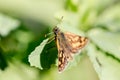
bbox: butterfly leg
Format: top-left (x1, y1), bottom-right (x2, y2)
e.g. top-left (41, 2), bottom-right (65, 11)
top-left (47, 36), bottom-right (55, 44)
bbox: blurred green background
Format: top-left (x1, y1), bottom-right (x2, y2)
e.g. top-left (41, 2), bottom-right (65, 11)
top-left (0, 0), bottom-right (120, 80)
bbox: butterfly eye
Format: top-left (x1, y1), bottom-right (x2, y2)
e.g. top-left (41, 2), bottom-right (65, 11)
top-left (54, 28), bottom-right (58, 32)
top-left (53, 27), bottom-right (60, 34)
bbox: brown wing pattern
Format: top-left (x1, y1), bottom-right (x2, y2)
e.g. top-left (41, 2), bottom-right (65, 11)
top-left (54, 27), bottom-right (88, 72)
top-left (56, 35), bottom-right (72, 72)
top-left (64, 32), bottom-right (88, 53)
top-left (58, 49), bottom-right (68, 72)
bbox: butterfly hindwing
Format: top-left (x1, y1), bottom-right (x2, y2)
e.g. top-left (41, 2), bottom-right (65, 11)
top-left (58, 49), bottom-right (68, 72)
top-left (56, 35), bottom-right (72, 72)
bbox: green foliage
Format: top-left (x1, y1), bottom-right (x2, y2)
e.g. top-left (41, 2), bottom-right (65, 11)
top-left (87, 43), bottom-right (120, 80)
top-left (0, 0), bottom-right (120, 80)
top-left (29, 39), bottom-right (49, 69)
top-left (0, 48), bottom-right (7, 70)
top-left (88, 28), bottom-right (120, 59)
top-left (0, 13), bottom-right (20, 37)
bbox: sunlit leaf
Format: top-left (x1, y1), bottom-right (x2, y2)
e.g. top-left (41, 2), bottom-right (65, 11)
top-left (87, 43), bottom-right (120, 80)
top-left (0, 61), bottom-right (39, 80)
top-left (0, 13), bottom-right (20, 37)
top-left (28, 38), bottom-right (49, 69)
top-left (96, 4), bottom-right (120, 31)
top-left (88, 28), bottom-right (120, 59)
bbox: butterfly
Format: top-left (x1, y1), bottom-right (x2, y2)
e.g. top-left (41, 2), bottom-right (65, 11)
top-left (53, 26), bottom-right (88, 72)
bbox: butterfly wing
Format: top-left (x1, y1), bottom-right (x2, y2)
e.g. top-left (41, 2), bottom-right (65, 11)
top-left (56, 34), bottom-right (72, 72)
top-left (64, 32), bottom-right (88, 53)
top-left (54, 27), bottom-right (88, 72)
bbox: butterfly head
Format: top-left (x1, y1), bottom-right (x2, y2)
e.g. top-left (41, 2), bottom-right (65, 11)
top-left (53, 26), bottom-right (60, 35)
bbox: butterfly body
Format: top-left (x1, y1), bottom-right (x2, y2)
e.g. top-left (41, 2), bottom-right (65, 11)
top-left (53, 26), bottom-right (88, 72)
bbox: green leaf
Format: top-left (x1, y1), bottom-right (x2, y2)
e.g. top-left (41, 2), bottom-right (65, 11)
top-left (28, 38), bottom-right (49, 69)
top-left (87, 43), bottom-right (120, 80)
top-left (57, 21), bottom-right (85, 36)
top-left (0, 61), bottom-right (39, 80)
top-left (0, 48), bottom-right (7, 70)
top-left (40, 39), bottom-right (57, 69)
top-left (65, 0), bottom-right (79, 12)
top-left (88, 28), bottom-right (120, 59)
top-left (96, 4), bottom-right (120, 31)
top-left (0, 13), bottom-right (20, 37)
top-left (29, 38), bottom-right (57, 70)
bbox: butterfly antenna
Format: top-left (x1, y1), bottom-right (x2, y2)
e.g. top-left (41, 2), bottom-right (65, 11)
top-left (56, 16), bottom-right (64, 29)
top-left (45, 32), bottom-right (53, 38)
top-left (58, 16), bottom-right (64, 24)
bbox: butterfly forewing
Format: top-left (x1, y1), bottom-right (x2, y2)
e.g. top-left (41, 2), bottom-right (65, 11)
top-left (64, 32), bottom-right (88, 53)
